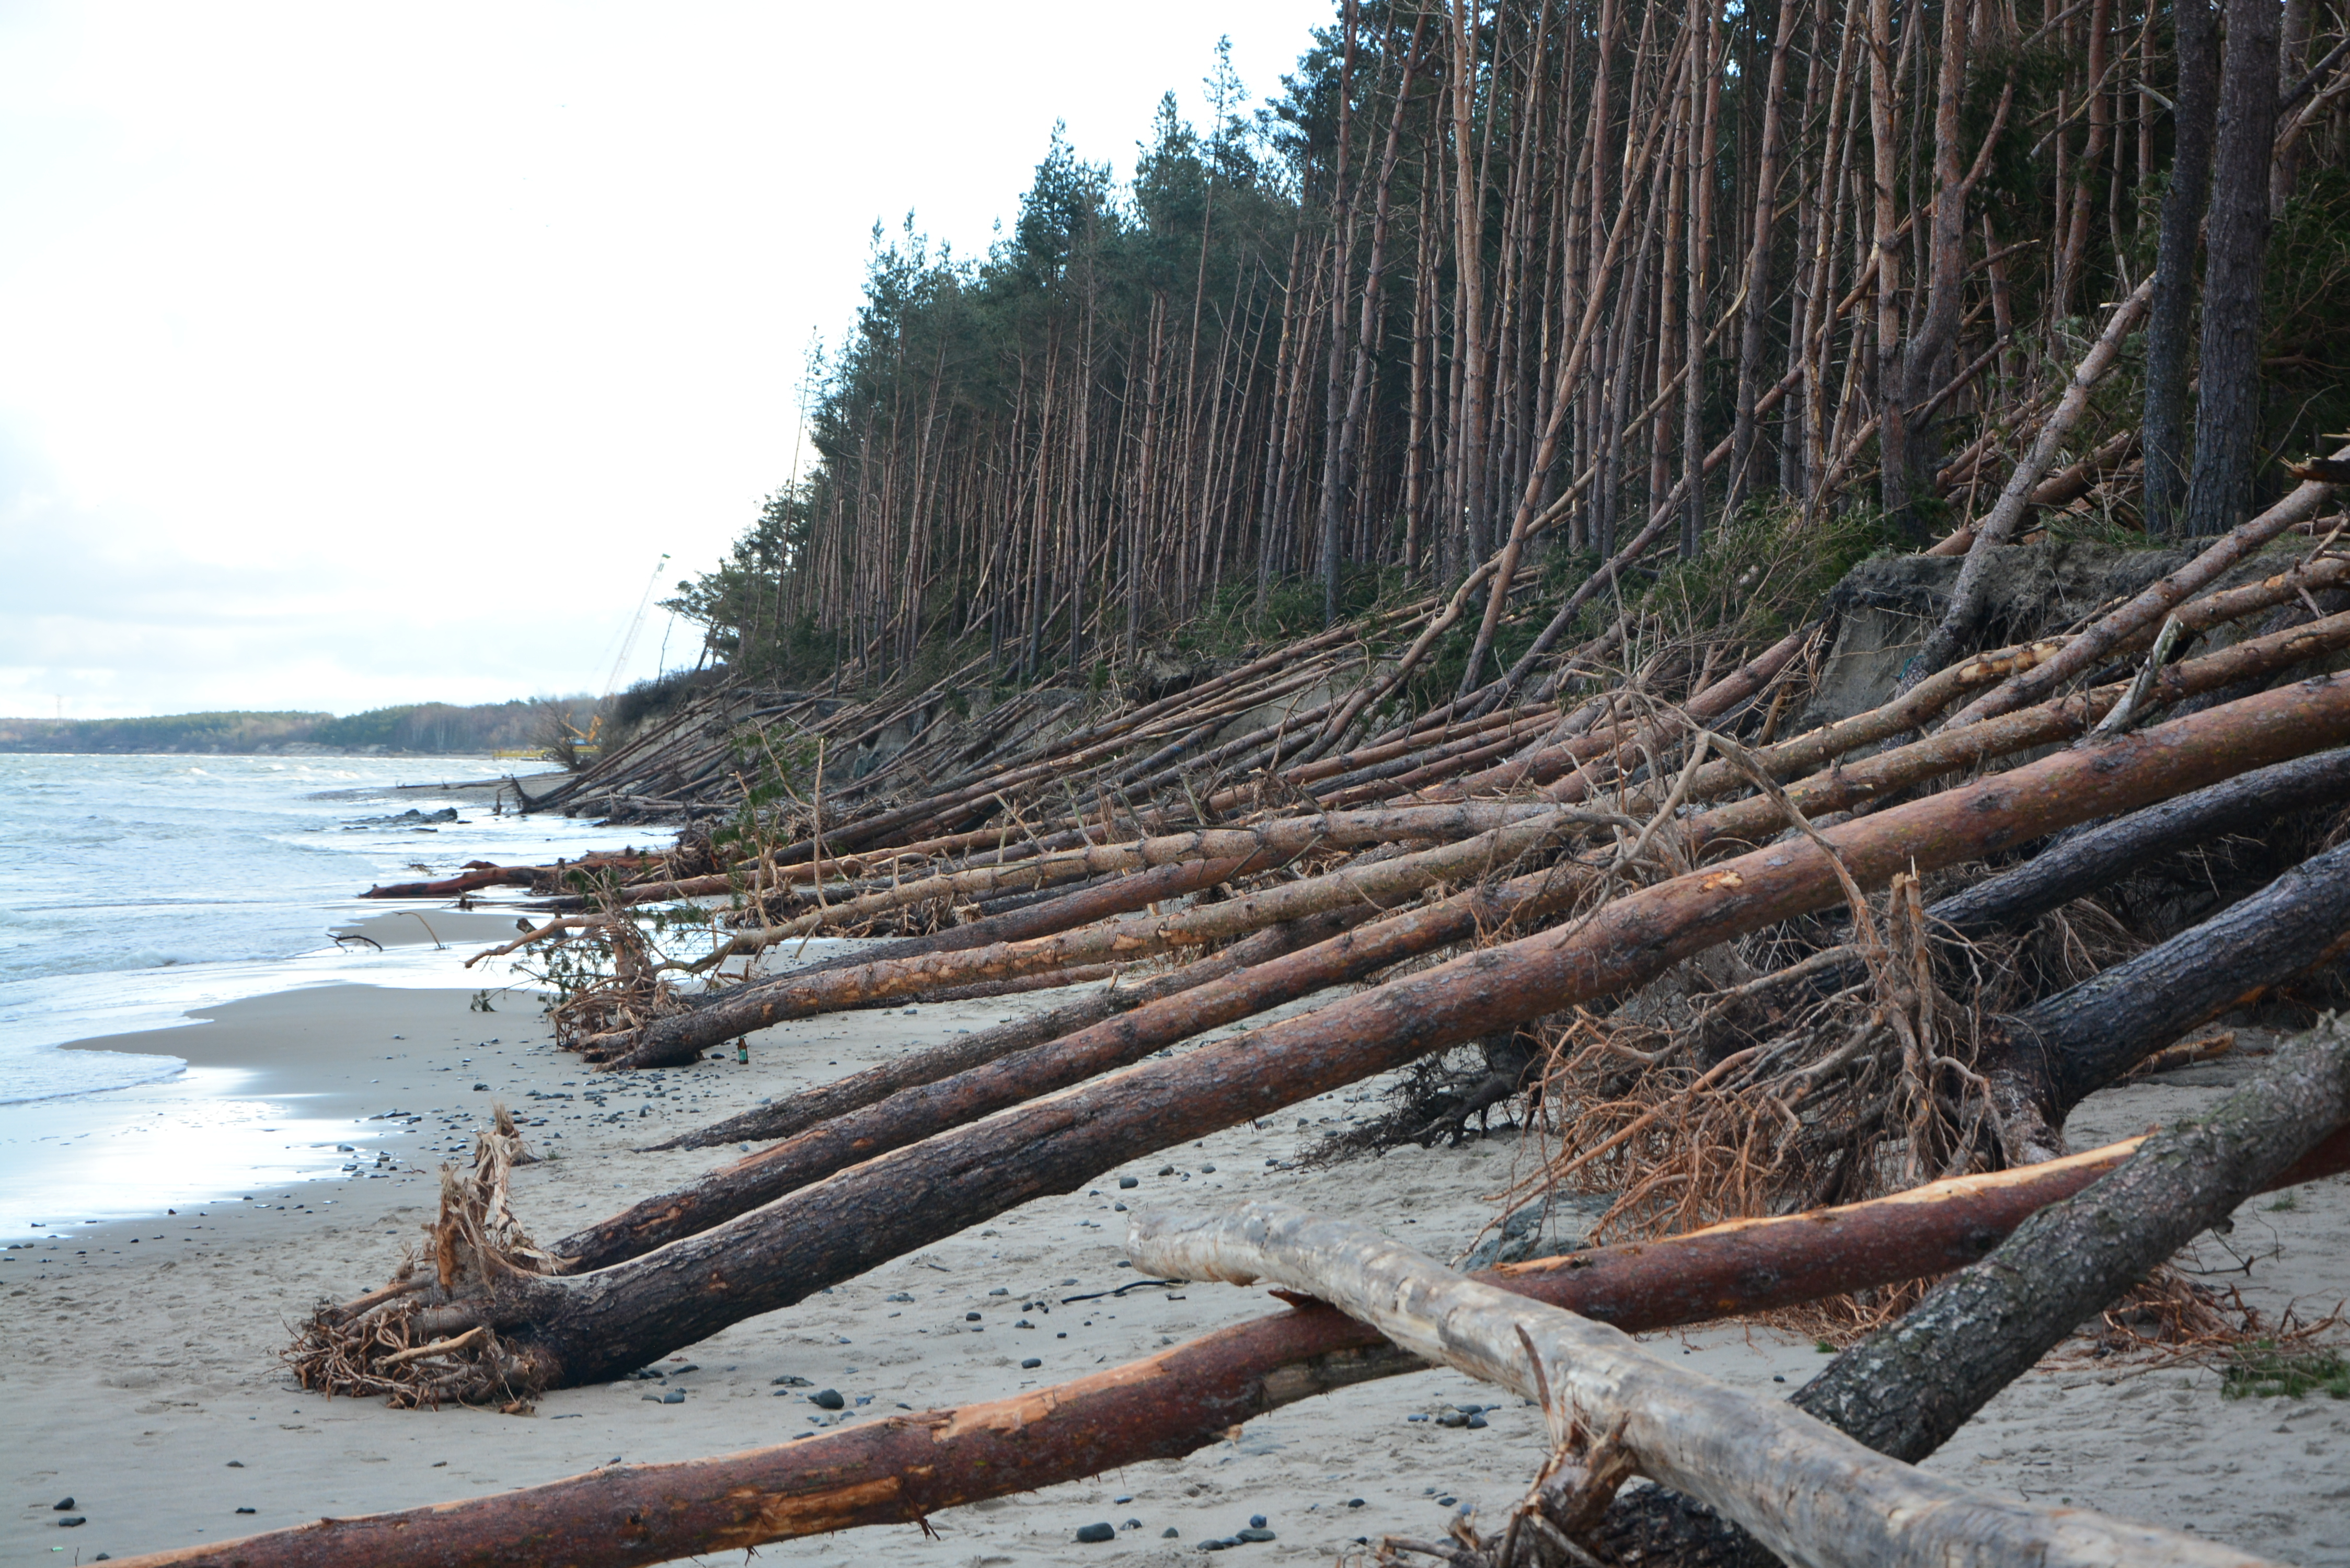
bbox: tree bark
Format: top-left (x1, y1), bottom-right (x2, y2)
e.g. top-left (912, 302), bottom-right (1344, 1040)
top-left (1592, 1014), bottom-right (2350, 1567)
top-left (2183, 0), bottom-right (2283, 538)
top-left (1982, 836), bottom-right (2350, 1156)
top-left (1131, 1202), bottom-right (2280, 1568)
top-left (2142, 0), bottom-right (2221, 538)
top-left (381, 679), bottom-right (2350, 1391)
top-left (201, 1124), bottom-right (2350, 1568)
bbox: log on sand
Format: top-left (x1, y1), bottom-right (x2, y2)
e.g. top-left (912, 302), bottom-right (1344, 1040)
top-left (1591, 1014), bottom-right (2350, 1568)
top-left (1980, 835), bottom-right (2350, 1159)
top-left (121, 1122), bottom-right (2350, 1568)
top-left (649, 907), bottom-right (1373, 1152)
top-left (565, 777), bottom-right (2350, 1276)
top-left (1131, 1201), bottom-right (2275, 1568)
top-left (340, 678), bottom-right (2350, 1391)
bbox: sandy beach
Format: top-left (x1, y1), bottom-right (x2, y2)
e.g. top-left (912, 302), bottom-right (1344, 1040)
top-left (5, 945), bottom-right (2347, 1566)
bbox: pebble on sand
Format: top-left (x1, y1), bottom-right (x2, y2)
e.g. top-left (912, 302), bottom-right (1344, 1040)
top-left (809, 1388), bottom-right (846, 1410)
top-left (52, 1498), bottom-right (75, 1511)
top-left (1021, 1357), bottom-right (1043, 1368)
top-left (1075, 1521), bottom-right (1115, 1542)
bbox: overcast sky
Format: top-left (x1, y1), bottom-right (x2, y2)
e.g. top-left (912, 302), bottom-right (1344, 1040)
top-left (0, 1), bottom-right (1331, 720)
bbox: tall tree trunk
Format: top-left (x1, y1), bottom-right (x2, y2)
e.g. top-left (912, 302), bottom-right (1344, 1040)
top-left (2144, 0), bottom-right (2222, 539)
top-left (2183, 0), bottom-right (2282, 538)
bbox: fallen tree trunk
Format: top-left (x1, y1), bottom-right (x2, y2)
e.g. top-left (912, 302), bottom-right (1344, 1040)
top-left (335, 678), bottom-right (2350, 1391)
top-left (582, 597), bottom-right (2350, 1067)
top-left (570, 747), bottom-right (2350, 1265)
top-left (591, 806), bottom-right (1618, 1069)
top-left (186, 1122), bottom-right (2350, 1568)
top-left (555, 905), bottom-right (1381, 1267)
top-left (1948, 449), bottom-right (2347, 727)
top-left (690, 802), bottom-right (1577, 948)
top-left (649, 908), bottom-right (1374, 1153)
top-left (1699, 746), bottom-right (2350, 1060)
top-left (1980, 836), bottom-right (2350, 1157)
top-left (1128, 1200), bottom-right (2274, 1568)
top-left (1589, 1013), bottom-right (2350, 1568)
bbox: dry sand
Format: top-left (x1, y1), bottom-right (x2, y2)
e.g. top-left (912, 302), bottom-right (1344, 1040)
top-left (5, 941), bottom-right (2347, 1565)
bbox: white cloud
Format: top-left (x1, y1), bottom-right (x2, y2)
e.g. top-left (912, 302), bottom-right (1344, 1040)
top-left (0, 0), bottom-right (1330, 717)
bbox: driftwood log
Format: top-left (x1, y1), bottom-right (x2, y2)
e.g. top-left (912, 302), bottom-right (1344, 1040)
top-left (155, 1122), bottom-right (2350, 1568)
top-left (1591, 1012), bottom-right (2350, 1567)
top-left (1127, 1201), bottom-right (2273, 1568)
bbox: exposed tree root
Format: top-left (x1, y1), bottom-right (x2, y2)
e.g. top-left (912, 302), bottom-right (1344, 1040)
top-left (286, 1108), bottom-right (562, 1408)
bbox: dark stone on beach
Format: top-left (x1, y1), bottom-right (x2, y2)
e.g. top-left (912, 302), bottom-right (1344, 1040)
top-left (1075, 1522), bottom-right (1115, 1543)
top-left (235, 1507), bottom-right (257, 1514)
top-left (965, 1311), bottom-right (981, 1321)
top-left (1466, 1412), bottom-right (1488, 1429)
top-left (1158, 1166), bottom-right (1175, 1176)
top-left (986, 1286), bottom-right (1008, 1295)
top-left (1162, 1527), bottom-right (1180, 1538)
top-left (473, 1083), bottom-right (488, 1091)
top-left (771, 1374), bottom-right (811, 1386)
top-left (1237, 1527), bottom-right (1276, 1542)
top-left (1347, 1498), bottom-right (1365, 1508)
top-left (226, 1460), bottom-right (244, 1467)
top-left (884, 1291), bottom-right (913, 1302)
top-left (1117, 1175), bottom-right (1139, 1189)
top-left (1249, 1515), bottom-right (1266, 1528)
top-left (1125, 1517), bottom-right (1142, 1529)
top-left (809, 1388), bottom-right (845, 1410)
top-left (1200, 1164), bottom-right (1215, 1173)
top-left (57, 1517), bottom-right (85, 1528)
top-left (52, 1498), bottom-right (74, 1511)
top-left (1020, 1357), bottom-right (1042, 1369)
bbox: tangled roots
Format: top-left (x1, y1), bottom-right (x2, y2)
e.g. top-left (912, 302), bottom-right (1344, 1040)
top-left (285, 1107), bottom-right (566, 1409)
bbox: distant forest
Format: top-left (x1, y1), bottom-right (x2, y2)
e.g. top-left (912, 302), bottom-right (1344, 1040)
top-left (0, 697), bottom-right (603, 756)
top-left (669, 0), bottom-right (2350, 694)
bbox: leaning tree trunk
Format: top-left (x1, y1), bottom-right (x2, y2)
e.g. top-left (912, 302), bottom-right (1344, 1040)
top-left (308, 680), bottom-right (2350, 1396)
top-left (1978, 836), bottom-right (2350, 1159)
top-left (1694, 745), bottom-right (2350, 1060)
top-left (152, 1125), bottom-right (2350, 1568)
top-left (1588, 1013), bottom-right (2350, 1568)
top-left (1129, 1201), bottom-right (2281, 1568)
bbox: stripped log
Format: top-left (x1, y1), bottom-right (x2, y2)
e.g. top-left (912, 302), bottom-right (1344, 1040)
top-left (1128, 1202), bottom-right (2275, 1568)
top-left (162, 1124), bottom-right (2350, 1568)
top-left (1592, 1014), bottom-right (2350, 1567)
top-left (362, 678), bottom-right (2350, 1390)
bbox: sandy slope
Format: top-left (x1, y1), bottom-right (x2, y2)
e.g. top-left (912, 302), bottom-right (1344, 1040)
top-left (4, 972), bottom-right (2345, 1566)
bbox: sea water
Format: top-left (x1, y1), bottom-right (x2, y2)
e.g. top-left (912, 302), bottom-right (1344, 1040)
top-left (0, 753), bottom-right (656, 1234)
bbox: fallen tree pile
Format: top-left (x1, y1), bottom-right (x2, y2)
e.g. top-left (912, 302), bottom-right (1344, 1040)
top-left (130, 1023), bottom-right (2350, 1568)
top-left (266, 442), bottom-right (2347, 1567)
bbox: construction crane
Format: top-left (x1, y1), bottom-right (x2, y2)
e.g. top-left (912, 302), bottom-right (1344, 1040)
top-left (601, 552), bottom-right (673, 702)
top-left (564, 554), bottom-right (672, 756)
